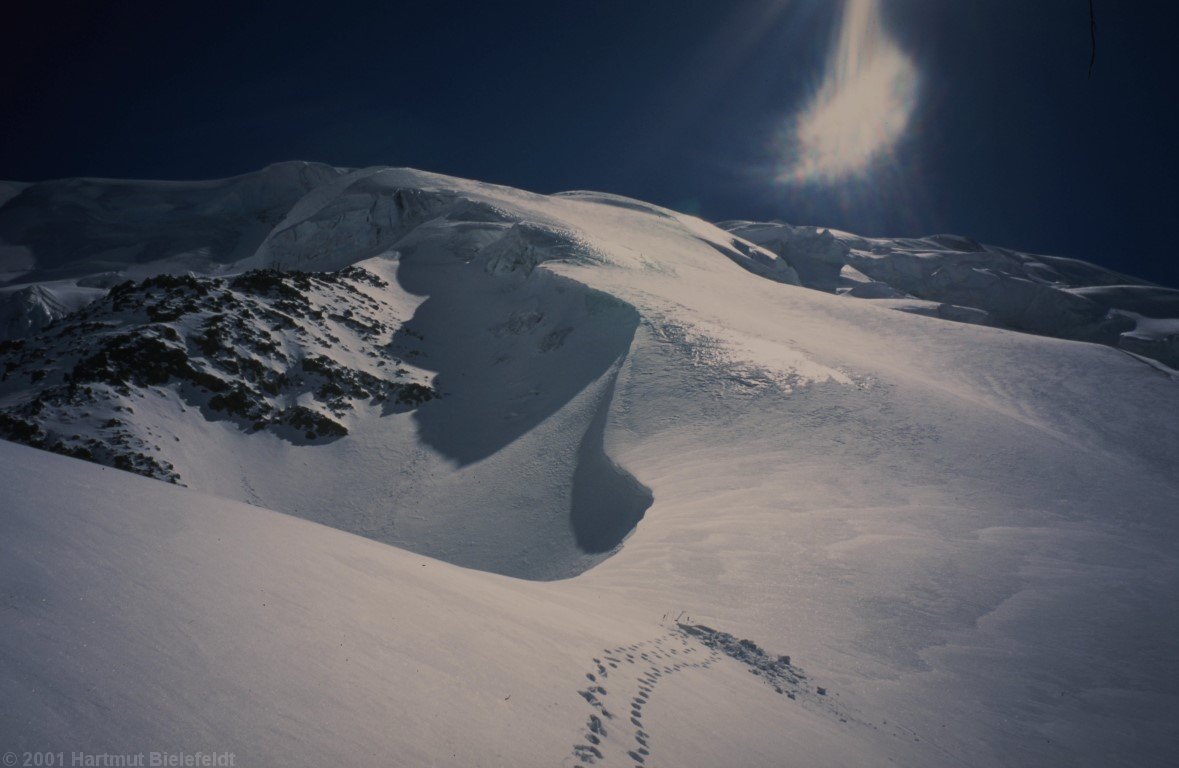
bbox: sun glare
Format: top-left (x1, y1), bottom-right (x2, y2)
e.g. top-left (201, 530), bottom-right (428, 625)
top-left (779, 0), bottom-right (917, 184)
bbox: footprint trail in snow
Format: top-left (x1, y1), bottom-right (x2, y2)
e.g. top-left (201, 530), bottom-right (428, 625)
top-left (566, 622), bottom-right (841, 767)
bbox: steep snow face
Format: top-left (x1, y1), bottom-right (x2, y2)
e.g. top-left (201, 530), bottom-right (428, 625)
top-left (3, 165), bottom-right (1179, 766)
top-left (723, 220), bottom-right (1178, 367)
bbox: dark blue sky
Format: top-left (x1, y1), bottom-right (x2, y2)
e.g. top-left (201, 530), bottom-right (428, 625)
top-left (4, 0), bottom-right (1177, 286)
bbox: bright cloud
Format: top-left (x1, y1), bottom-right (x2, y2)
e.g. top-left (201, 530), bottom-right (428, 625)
top-left (780, 0), bottom-right (918, 184)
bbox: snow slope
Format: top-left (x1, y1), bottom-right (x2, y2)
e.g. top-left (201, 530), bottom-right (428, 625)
top-left (0, 440), bottom-right (894, 767)
top-left (2, 166), bottom-right (1178, 767)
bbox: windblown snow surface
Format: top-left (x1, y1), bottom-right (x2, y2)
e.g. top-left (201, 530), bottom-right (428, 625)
top-left (2, 165), bottom-right (1178, 767)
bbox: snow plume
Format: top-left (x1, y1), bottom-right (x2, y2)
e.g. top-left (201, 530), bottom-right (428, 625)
top-left (780, 0), bottom-right (917, 184)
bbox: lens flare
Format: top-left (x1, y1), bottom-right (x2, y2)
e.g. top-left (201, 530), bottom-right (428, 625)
top-left (779, 0), bottom-right (917, 184)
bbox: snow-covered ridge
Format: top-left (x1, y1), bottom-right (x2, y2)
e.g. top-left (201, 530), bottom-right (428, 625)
top-left (0, 161), bottom-right (346, 283)
top-left (723, 220), bottom-right (1179, 368)
top-left (3, 164), bottom-right (1175, 369)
